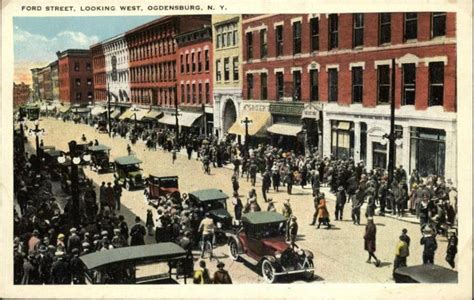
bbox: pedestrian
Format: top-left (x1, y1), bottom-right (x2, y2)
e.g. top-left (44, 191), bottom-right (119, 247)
top-left (364, 217), bottom-right (380, 266)
top-left (193, 260), bottom-right (211, 284)
top-left (249, 161), bottom-right (257, 187)
top-left (231, 175), bottom-right (240, 194)
top-left (420, 226), bottom-right (437, 264)
top-left (118, 215), bottom-right (129, 244)
top-left (81, 134), bottom-right (87, 142)
top-left (351, 188), bottom-right (364, 225)
top-left (146, 209), bottom-right (154, 236)
top-left (272, 166), bottom-right (281, 192)
top-left (172, 147), bottom-right (177, 164)
top-left (335, 186), bottom-right (346, 221)
top-left (445, 229), bottom-right (458, 268)
top-left (105, 182), bottom-right (115, 211)
top-left (213, 262), bottom-right (232, 284)
top-left (50, 251), bottom-right (71, 284)
top-left (231, 192), bottom-right (243, 222)
top-left (365, 185), bottom-right (377, 218)
top-left (127, 144), bottom-right (132, 156)
top-left (22, 253), bottom-right (39, 284)
top-left (316, 194), bottom-right (331, 229)
top-left (129, 216), bottom-right (146, 246)
top-left (113, 180), bottom-right (122, 211)
top-left (393, 233), bottom-right (410, 275)
top-left (262, 171), bottom-right (271, 202)
top-left (99, 182), bottom-right (107, 213)
top-left (70, 248), bottom-right (85, 284)
top-left (282, 199), bottom-right (293, 241)
top-left (266, 199), bottom-right (276, 212)
top-left (288, 216), bottom-right (298, 247)
top-left (286, 171), bottom-right (294, 195)
top-left (67, 227), bottom-right (81, 253)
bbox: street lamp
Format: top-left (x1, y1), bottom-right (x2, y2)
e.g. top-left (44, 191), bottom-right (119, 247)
top-left (57, 140), bottom-right (91, 226)
top-left (241, 117), bottom-right (253, 156)
top-left (88, 101), bottom-right (93, 125)
top-left (131, 104), bottom-right (139, 130)
top-left (28, 120), bottom-right (45, 169)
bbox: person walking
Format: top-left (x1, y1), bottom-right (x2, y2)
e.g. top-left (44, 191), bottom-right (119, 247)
top-left (351, 188), bottom-right (364, 225)
top-left (231, 192), bottom-right (243, 222)
top-left (105, 182), bottom-right (115, 211)
top-left (99, 182), bottom-right (107, 213)
top-left (316, 194), bottom-right (331, 229)
top-left (130, 216), bottom-right (146, 246)
top-left (420, 226), bottom-right (437, 264)
top-left (445, 229), bottom-right (458, 268)
top-left (113, 181), bottom-right (122, 211)
top-left (213, 262), bottom-right (232, 284)
top-left (193, 260), bottom-right (211, 284)
top-left (146, 209), bottom-right (154, 236)
top-left (126, 144), bottom-right (132, 156)
top-left (231, 175), bottom-right (240, 194)
top-left (282, 199), bottom-right (293, 241)
top-left (286, 171), bottom-right (294, 195)
top-left (288, 216), bottom-right (299, 248)
top-left (393, 233), bottom-right (410, 275)
top-left (335, 186), bottom-right (346, 221)
top-left (364, 217), bottom-right (380, 266)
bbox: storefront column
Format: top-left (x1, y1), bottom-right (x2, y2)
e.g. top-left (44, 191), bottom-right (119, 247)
top-left (354, 121), bottom-right (361, 163)
top-left (322, 116), bottom-right (331, 158)
top-left (445, 129), bottom-right (457, 185)
top-left (402, 125), bottom-right (410, 176)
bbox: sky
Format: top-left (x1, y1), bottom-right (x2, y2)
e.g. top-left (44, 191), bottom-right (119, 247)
top-left (13, 16), bottom-right (159, 84)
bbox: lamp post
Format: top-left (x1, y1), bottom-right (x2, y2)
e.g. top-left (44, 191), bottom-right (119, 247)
top-left (131, 104), bottom-right (139, 131)
top-left (17, 112), bottom-right (26, 155)
top-left (173, 92), bottom-right (181, 147)
top-left (241, 117), bottom-right (253, 156)
top-left (107, 83), bottom-right (112, 137)
top-left (28, 120), bottom-right (45, 169)
top-left (383, 58), bottom-right (397, 185)
top-left (57, 140), bottom-right (91, 227)
top-left (88, 101), bottom-right (93, 125)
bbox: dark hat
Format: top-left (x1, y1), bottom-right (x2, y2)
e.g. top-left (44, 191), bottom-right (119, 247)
top-left (402, 228), bottom-right (408, 234)
top-left (38, 245), bottom-right (48, 253)
top-left (217, 261), bottom-right (225, 268)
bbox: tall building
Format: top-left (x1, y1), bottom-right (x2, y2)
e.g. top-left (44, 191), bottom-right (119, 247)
top-left (90, 43), bottom-right (107, 103)
top-left (50, 61), bottom-right (59, 102)
top-left (103, 34), bottom-right (131, 105)
top-left (13, 82), bottom-right (31, 108)
top-left (56, 49), bottom-right (94, 104)
top-left (240, 13), bottom-right (456, 182)
top-left (212, 15), bottom-right (243, 138)
top-left (38, 66), bottom-right (52, 101)
top-left (30, 68), bottom-right (40, 102)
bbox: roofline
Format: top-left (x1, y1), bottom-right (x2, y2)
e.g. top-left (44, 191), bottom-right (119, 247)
top-left (175, 25), bottom-right (212, 42)
top-left (56, 49), bottom-right (91, 58)
top-left (125, 16), bottom-right (172, 35)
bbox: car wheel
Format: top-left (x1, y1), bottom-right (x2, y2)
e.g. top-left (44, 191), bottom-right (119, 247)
top-left (261, 260), bottom-right (277, 284)
top-left (303, 259), bottom-right (314, 281)
top-left (125, 182), bottom-right (131, 191)
top-left (228, 240), bottom-right (240, 261)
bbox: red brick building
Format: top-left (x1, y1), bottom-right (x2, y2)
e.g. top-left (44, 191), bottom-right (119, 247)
top-left (56, 49), bottom-right (94, 104)
top-left (90, 44), bottom-right (107, 102)
top-left (242, 13), bottom-right (456, 182)
top-left (13, 82), bottom-right (31, 108)
top-left (176, 25), bottom-right (213, 133)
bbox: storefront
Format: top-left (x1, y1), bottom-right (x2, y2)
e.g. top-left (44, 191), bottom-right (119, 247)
top-left (227, 101), bottom-right (271, 145)
top-left (301, 102), bottom-right (323, 154)
top-left (410, 127), bottom-right (446, 177)
top-left (330, 120), bottom-right (354, 160)
top-left (268, 102), bottom-right (305, 154)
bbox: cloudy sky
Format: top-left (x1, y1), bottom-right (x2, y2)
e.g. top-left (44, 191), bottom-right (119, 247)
top-left (13, 16), bottom-right (158, 84)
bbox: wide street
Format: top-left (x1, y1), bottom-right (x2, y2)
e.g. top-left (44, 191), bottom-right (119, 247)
top-left (25, 117), bottom-right (456, 283)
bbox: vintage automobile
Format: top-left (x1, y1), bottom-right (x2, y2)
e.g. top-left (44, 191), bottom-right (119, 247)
top-left (88, 144), bottom-right (114, 173)
top-left (146, 175), bottom-right (180, 207)
top-left (97, 120), bottom-right (108, 134)
top-left (42, 148), bottom-right (62, 181)
top-left (228, 211), bottom-right (314, 283)
top-left (189, 188), bottom-right (232, 229)
top-left (79, 243), bottom-right (191, 284)
top-left (114, 155), bottom-right (145, 191)
top-left (393, 264), bottom-right (458, 283)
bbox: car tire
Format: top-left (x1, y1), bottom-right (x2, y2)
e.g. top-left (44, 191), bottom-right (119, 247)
top-left (303, 258), bottom-right (314, 281)
top-left (261, 259), bottom-right (277, 284)
top-left (125, 182), bottom-right (131, 191)
top-left (228, 240), bottom-right (240, 261)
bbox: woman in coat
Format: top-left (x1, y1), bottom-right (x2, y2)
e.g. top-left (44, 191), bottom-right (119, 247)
top-left (364, 217), bottom-right (380, 266)
top-left (316, 194), bottom-right (331, 229)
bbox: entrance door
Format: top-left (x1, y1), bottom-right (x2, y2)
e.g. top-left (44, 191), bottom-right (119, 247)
top-left (372, 142), bottom-right (387, 169)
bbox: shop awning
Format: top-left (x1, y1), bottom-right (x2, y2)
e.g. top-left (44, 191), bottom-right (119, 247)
top-left (119, 108), bottom-right (147, 120)
top-left (267, 123), bottom-right (303, 136)
top-left (58, 105), bottom-right (70, 113)
top-left (158, 114), bottom-right (176, 126)
top-left (338, 121), bottom-right (351, 130)
top-left (179, 112), bottom-right (202, 127)
top-left (91, 106), bottom-right (107, 116)
top-left (227, 111), bottom-right (271, 137)
top-left (110, 110), bottom-right (122, 119)
top-left (142, 110), bottom-right (163, 120)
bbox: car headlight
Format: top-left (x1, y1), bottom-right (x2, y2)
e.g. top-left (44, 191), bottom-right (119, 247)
top-left (216, 222), bottom-right (222, 229)
top-left (275, 252), bottom-right (282, 260)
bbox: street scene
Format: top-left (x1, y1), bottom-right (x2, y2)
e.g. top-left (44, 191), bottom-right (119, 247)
top-left (12, 13), bottom-right (459, 285)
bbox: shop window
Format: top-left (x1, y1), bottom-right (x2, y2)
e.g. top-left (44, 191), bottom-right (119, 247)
top-left (352, 67), bottom-right (363, 103)
top-left (216, 59), bottom-right (221, 81)
top-left (377, 65), bottom-right (390, 104)
top-left (261, 73), bottom-right (268, 100)
top-left (353, 13), bottom-right (364, 48)
top-left (224, 58), bottom-right (230, 81)
top-left (260, 29), bottom-right (268, 58)
top-left (429, 62), bottom-right (444, 106)
top-left (328, 14), bottom-right (338, 50)
top-left (331, 121), bottom-right (354, 159)
top-left (310, 69), bottom-right (319, 101)
top-left (246, 32), bottom-right (253, 60)
top-left (379, 13), bottom-right (391, 44)
top-left (293, 21), bottom-right (302, 54)
top-left (404, 13), bottom-right (418, 41)
top-left (410, 127), bottom-right (445, 177)
top-left (276, 72), bottom-right (284, 100)
top-left (432, 12), bottom-right (446, 37)
top-left (402, 63), bottom-right (416, 105)
top-left (276, 25), bottom-right (284, 56)
top-left (233, 57), bottom-right (239, 81)
top-left (310, 18), bottom-right (319, 52)
top-left (293, 70), bottom-right (301, 101)
top-left (328, 68), bottom-right (338, 102)
top-left (247, 74), bottom-right (254, 99)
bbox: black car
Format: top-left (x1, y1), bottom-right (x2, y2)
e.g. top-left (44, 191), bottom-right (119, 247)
top-left (393, 264), bottom-right (458, 283)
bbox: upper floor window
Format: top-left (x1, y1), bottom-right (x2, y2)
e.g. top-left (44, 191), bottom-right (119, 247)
top-left (353, 14), bottom-right (364, 48)
top-left (246, 32), bottom-right (253, 59)
top-left (377, 65), bottom-right (390, 104)
top-left (224, 58), bottom-right (230, 81)
top-left (404, 13), bottom-right (418, 40)
top-left (351, 67), bottom-right (363, 103)
top-left (260, 29), bottom-right (268, 58)
top-left (328, 14), bottom-right (339, 50)
top-left (197, 52), bottom-right (202, 72)
top-left (310, 18), bottom-right (319, 52)
top-left (276, 72), bottom-right (284, 100)
top-left (233, 57), bottom-right (239, 81)
top-left (191, 53), bottom-right (196, 73)
top-left (261, 73), bottom-right (268, 100)
top-left (275, 25), bottom-right (284, 56)
top-left (402, 63), bottom-right (416, 105)
top-left (429, 62), bottom-right (444, 106)
top-left (310, 69), bottom-right (319, 101)
top-left (328, 68), bottom-right (338, 102)
top-left (74, 63), bottom-right (80, 71)
top-left (86, 63), bottom-right (91, 71)
top-left (185, 54), bottom-right (190, 73)
top-left (75, 78), bottom-right (81, 87)
top-left (293, 21), bottom-right (302, 55)
top-left (216, 59), bottom-right (221, 81)
top-left (432, 12), bottom-right (447, 37)
top-left (379, 13), bottom-right (391, 44)
top-left (205, 50), bottom-right (210, 71)
top-left (293, 70), bottom-right (301, 101)
top-left (180, 54), bottom-right (184, 73)
top-left (247, 74), bottom-right (254, 99)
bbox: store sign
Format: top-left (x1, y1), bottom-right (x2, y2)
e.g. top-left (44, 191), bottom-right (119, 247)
top-left (302, 102), bottom-right (323, 119)
top-left (270, 102), bottom-right (304, 116)
top-left (242, 102), bottom-right (270, 112)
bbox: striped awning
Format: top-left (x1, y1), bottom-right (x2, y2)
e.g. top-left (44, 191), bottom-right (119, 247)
top-left (227, 111), bottom-right (271, 137)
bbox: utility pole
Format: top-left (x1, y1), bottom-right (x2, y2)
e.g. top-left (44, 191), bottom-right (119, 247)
top-left (68, 140), bottom-right (80, 227)
top-left (241, 116), bottom-right (253, 155)
top-left (387, 58), bottom-right (396, 185)
top-left (202, 103), bottom-right (207, 136)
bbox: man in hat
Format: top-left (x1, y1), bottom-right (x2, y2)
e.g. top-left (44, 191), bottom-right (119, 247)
top-left (111, 228), bottom-right (127, 248)
top-left (130, 216), bottom-right (146, 246)
top-left (113, 180), bottom-right (122, 211)
top-left (28, 229), bottom-right (41, 254)
top-left (146, 209), bottom-right (154, 236)
top-left (70, 248), bottom-right (85, 284)
top-left (51, 251), bottom-right (71, 284)
top-left (288, 216), bottom-right (299, 248)
top-left (198, 213), bottom-right (215, 259)
top-left (36, 245), bottom-right (52, 284)
top-left (118, 215), bottom-right (129, 244)
top-left (213, 262), bottom-right (232, 284)
top-left (364, 217), bottom-right (380, 266)
top-left (335, 186), bottom-right (346, 221)
top-left (393, 231), bottom-right (410, 275)
top-left (22, 253), bottom-right (39, 284)
top-left (99, 181), bottom-right (107, 213)
top-left (420, 226), bottom-right (437, 264)
top-left (445, 229), bottom-right (458, 268)
top-left (67, 227), bottom-right (81, 254)
top-left (105, 182), bottom-right (115, 211)
top-left (282, 199), bottom-right (293, 241)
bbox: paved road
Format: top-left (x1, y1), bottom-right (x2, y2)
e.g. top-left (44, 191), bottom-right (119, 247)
top-left (25, 117), bottom-right (456, 283)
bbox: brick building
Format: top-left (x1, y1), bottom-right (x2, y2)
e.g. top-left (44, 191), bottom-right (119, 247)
top-left (50, 61), bottom-right (59, 102)
top-left (13, 82), bottom-right (31, 108)
top-left (241, 13), bottom-right (456, 182)
top-left (91, 44), bottom-right (106, 103)
top-left (38, 66), bottom-right (52, 101)
top-left (57, 49), bottom-right (94, 104)
top-left (30, 68), bottom-right (40, 102)
top-left (175, 25), bottom-right (213, 134)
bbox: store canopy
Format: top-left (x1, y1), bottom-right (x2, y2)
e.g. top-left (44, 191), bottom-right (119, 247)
top-left (119, 108), bottom-right (148, 121)
top-left (142, 110), bottom-right (163, 120)
top-left (158, 114), bottom-right (176, 126)
top-left (227, 111), bottom-right (271, 137)
top-left (179, 112), bottom-right (202, 127)
top-left (91, 106), bottom-right (107, 116)
top-left (110, 110), bottom-right (122, 119)
top-left (58, 105), bottom-right (70, 113)
top-left (267, 123), bottom-right (303, 136)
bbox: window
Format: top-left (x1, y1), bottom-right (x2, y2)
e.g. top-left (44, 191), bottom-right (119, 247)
top-left (351, 67), bottom-right (363, 103)
top-left (74, 63), bottom-right (80, 71)
top-left (87, 78), bottom-right (92, 86)
top-left (275, 25), bottom-right (284, 56)
top-left (216, 59), bottom-right (221, 81)
top-left (260, 29), bottom-right (268, 58)
top-left (233, 57), bottom-right (239, 81)
top-left (410, 127), bottom-right (446, 177)
top-left (404, 13), bottom-right (418, 40)
top-left (310, 18), bottom-right (319, 52)
top-left (310, 69), bottom-right (319, 101)
top-left (328, 14), bottom-right (338, 50)
top-left (429, 62), bottom-right (444, 106)
top-left (191, 53), bottom-right (195, 73)
top-left (185, 54), bottom-right (190, 73)
top-left (180, 54), bottom-right (184, 73)
top-left (205, 82), bottom-right (210, 103)
top-left (186, 84), bottom-right (190, 103)
top-left (402, 63), bottom-right (416, 105)
top-left (192, 84), bottom-right (196, 103)
top-left (261, 73), bottom-right (268, 100)
top-left (222, 32), bottom-right (226, 48)
top-left (181, 84), bottom-right (185, 103)
top-left (75, 92), bottom-right (81, 101)
top-left (224, 58), bottom-right (230, 81)
top-left (75, 78), bottom-right (81, 87)
top-left (432, 12), bottom-right (446, 37)
top-left (293, 21), bottom-right (302, 54)
top-left (247, 74), bottom-right (254, 99)
top-left (246, 32), bottom-right (253, 59)
top-left (293, 70), bottom-right (301, 101)
top-left (197, 52), bottom-right (202, 72)
top-left (205, 50), bottom-right (209, 71)
top-left (198, 83), bottom-right (202, 103)
top-left (86, 63), bottom-right (91, 71)
top-left (377, 65), bottom-right (390, 103)
top-left (216, 33), bottom-right (221, 48)
top-left (379, 13), bottom-right (391, 44)
top-left (276, 72), bottom-right (284, 100)
top-left (233, 27), bottom-right (238, 45)
top-left (353, 14), bottom-right (364, 48)
top-left (88, 92), bottom-right (93, 99)
top-left (328, 68), bottom-right (338, 102)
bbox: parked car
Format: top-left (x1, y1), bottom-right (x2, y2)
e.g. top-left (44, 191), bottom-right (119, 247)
top-left (393, 264), bottom-right (458, 283)
top-left (88, 144), bottom-right (114, 173)
top-left (79, 243), bottom-right (191, 284)
top-left (228, 211), bottom-right (314, 283)
top-left (146, 175), bottom-right (179, 207)
top-left (114, 155), bottom-right (145, 191)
